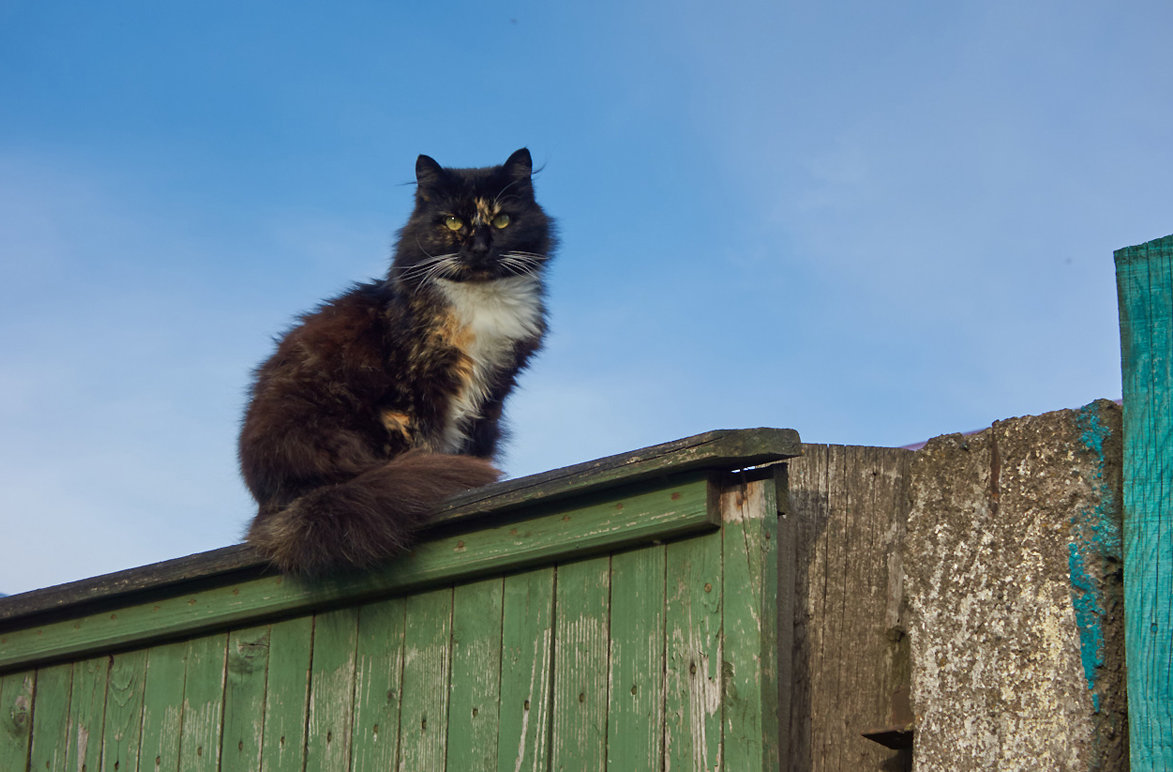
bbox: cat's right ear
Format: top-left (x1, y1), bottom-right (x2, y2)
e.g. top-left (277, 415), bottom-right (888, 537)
top-left (416, 155), bottom-right (444, 188)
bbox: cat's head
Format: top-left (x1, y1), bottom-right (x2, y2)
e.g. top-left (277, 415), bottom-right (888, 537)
top-left (392, 148), bottom-right (556, 287)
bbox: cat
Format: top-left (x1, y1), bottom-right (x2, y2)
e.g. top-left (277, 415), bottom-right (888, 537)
top-left (238, 148), bottom-right (556, 574)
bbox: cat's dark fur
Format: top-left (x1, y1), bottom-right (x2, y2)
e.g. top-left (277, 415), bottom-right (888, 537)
top-left (239, 148), bottom-right (555, 574)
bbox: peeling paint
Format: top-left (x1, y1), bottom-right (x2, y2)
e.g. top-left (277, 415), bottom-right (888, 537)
top-left (1069, 403), bottom-right (1123, 713)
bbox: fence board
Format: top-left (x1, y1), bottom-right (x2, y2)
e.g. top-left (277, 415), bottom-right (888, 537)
top-left (722, 477), bottom-right (781, 771)
top-left (447, 577), bottom-right (504, 770)
top-left (664, 526), bottom-right (723, 771)
top-left (305, 608), bottom-right (359, 771)
top-left (551, 556), bottom-right (611, 771)
top-left (0, 671), bottom-right (34, 770)
top-left (29, 662), bottom-right (72, 772)
top-left (1116, 233), bottom-right (1173, 768)
top-left (397, 587), bottom-right (453, 771)
top-left (786, 444), bottom-right (913, 771)
top-left (221, 624), bottom-right (271, 769)
top-left (60, 655), bottom-right (108, 772)
top-left (606, 546), bottom-right (666, 770)
top-left (259, 616), bottom-right (313, 772)
top-left (179, 633), bottom-right (228, 771)
top-left (101, 649), bottom-right (147, 772)
top-left (497, 566), bottom-right (556, 772)
top-left (350, 596), bottom-right (407, 772)
top-left (138, 640), bottom-right (187, 771)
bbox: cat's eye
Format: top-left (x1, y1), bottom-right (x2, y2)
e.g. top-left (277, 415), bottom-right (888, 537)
top-left (444, 216), bottom-right (464, 231)
top-left (491, 213), bottom-right (511, 229)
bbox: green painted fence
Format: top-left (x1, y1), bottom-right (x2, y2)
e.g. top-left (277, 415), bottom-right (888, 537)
top-left (0, 428), bottom-right (800, 771)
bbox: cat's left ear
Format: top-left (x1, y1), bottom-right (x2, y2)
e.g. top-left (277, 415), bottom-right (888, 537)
top-left (503, 148), bottom-right (533, 182)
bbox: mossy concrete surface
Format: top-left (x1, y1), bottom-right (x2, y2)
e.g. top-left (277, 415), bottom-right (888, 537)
top-left (904, 400), bottom-right (1125, 771)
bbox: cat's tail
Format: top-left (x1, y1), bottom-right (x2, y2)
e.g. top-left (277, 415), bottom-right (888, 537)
top-left (246, 451), bottom-right (500, 575)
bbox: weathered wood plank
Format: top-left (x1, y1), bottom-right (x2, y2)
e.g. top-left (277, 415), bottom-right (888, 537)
top-left (0, 670), bottom-right (34, 771)
top-left (551, 556), bottom-right (610, 771)
top-left (305, 608), bottom-right (359, 771)
top-left (28, 662), bottom-right (72, 772)
top-left (606, 545), bottom-right (666, 770)
top-left (1115, 233), bottom-right (1173, 768)
top-left (138, 640), bottom-right (187, 771)
top-left (221, 625), bottom-right (271, 769)
top-left (396, 587), bottom-right (453, 771)
top-left (178, 633), bottom-right (228, 771)
top-left (497, 566), bottom-right (556, 772)
top-left (101, 649), bottom-right (148, 772)
top-left (61, 655), bottom-right (108, 772)
top-left (437, 427), bottom-right (800, 523)
top-left (721, 476), bottom-right (781, 771)
top-left (785, 444), bottom-right (913, 772)
top-left (0, 428), bottom-right (799, 629)
top-left (0, 475), bottom-right (714, 673)
top-left (350, 597), bottom-right (407, 772)
top-left (259, 616), bottom-right (314, 772)
top-left (664, 525), bottom-right (723, 771)
top-left (774, 463), bottom-right (796, 768)
top-left (447, 577), bottom-right (504, 770)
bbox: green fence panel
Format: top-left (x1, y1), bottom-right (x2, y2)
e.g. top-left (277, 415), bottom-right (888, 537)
top-left (0, 429), bottom-right (799, 771)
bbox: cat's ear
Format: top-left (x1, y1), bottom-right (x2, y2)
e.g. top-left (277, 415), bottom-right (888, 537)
top-left (503, 148), bottom-right (533, 181)
top-left (416, 155), bottom-right (444, 187)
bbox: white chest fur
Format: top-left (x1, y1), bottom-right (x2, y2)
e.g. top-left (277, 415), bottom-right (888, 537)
top-left (432, 276), bottom-right (544, 452)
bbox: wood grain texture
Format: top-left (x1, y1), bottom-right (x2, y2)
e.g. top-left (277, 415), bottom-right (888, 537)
top-left (0, 474), bottom-right (714, 673)
top-left (786, 444), bottom-right (913, 772)
top-left (497, 566), bottom-right (555, 772)
top-left (221, 624), bottom-right (271, 769)
top-left (447, 578), bottom-right (504, 770)
top-left (178, 633), bottom-right (228, 771)
top-left (721, 476), bottom-right (781, 772)
top-left (138, 639), bottom-right (187, 772)
top-left (305, 608), bottom-right (359, 771)
top-left (1115, 233), bottom-right (1173, 769)
top-left (0, 670), bottom-right (34, 771)
top-left (664, 524), bottom-right (723, 771)
top-left (350, 596), bottom-right (407, 772)
top-left (61, 655), bottom-right (109, 772)
top-left (551, 556), bottom-right (611, 771)
top-left (396, 588), bottom-right (453, 772)
top-left (606, 546), bottom-right (666, 770)
top-left (259, 616), bottom-right (313, 772)
top-left (28, 662), bottom-right (72, 772)
top-left (101, 649), bottom-right (147, 772)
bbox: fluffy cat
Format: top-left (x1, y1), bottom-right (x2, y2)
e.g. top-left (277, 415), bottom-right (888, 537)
top-left (239, 148), bottom-right (555, 574)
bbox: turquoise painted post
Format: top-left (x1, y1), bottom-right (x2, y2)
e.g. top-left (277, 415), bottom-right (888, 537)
top-left (1115, 233), bottom-right (1173, 769)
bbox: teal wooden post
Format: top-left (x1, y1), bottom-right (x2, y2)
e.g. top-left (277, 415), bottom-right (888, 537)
top-left (1115, 233), bottom-right (1173, 769)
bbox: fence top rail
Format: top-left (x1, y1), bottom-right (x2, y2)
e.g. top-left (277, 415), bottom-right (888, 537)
top-left (0, 427), bottom-right (800, 627)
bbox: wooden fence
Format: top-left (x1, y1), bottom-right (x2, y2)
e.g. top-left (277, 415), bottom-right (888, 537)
top-left (0, 429), bottom-right (800, 771)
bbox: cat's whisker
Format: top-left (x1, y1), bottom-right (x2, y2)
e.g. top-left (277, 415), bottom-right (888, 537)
top-left (498, 252), bottom-right (546, 277)
top-left (418, 256), bottom-right (463, 288)
top-left (397, 252), bottom-right (460, 285)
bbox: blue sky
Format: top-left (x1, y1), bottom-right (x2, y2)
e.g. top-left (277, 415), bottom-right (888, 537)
top-left (1, 0), bottom-right (1169, 594)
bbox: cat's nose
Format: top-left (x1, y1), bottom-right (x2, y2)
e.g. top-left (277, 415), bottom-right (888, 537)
top-left (468, 229), bottom-right (492, 260)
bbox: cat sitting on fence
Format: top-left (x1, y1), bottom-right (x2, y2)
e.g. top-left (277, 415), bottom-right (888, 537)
top-left (239, 149), bottom-right (556, 574)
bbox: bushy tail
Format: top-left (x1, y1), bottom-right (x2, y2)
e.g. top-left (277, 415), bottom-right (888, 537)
top-left (246, 452), bottom-right (500, 575)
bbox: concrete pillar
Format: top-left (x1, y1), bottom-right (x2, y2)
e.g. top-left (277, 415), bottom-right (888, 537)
top-left (904, 400), bottom-right (1126, 771)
